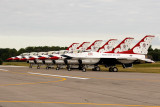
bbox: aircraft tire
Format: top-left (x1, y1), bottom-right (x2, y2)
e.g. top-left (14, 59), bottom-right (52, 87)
top-left (109, 67), bottom-right (113, 72)
top-left (56, 67), bottom-right (59, 70)
top-left (68, 67), bottom-right (71, 71)
top-left (112, 67), bottom-right (118, 72)
top-left (37, 66), bottom-right (40, 69)
top-left (96, 66), bottom-right (100, 71)
top-left (82, 67), bottom-right (86, 72)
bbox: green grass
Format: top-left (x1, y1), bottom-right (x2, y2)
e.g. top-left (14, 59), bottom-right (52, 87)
top-left (2, 61), bottom-right (160, 73)
top-left (3, 62), bottom-right (29, 66)
top-left (100, 62), bottom-right (160, 73)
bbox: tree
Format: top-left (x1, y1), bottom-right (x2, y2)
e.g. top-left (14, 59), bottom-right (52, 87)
top-left (0, 58), bottom-right (3, 65)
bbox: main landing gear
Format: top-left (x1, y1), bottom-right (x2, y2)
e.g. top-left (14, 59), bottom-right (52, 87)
top-left (82, 65), bottom-right (100, 72)
top-left (109, 66), bottom-right (118, 72)
top-left (29, 64), bottom-right (33, 68)
top-left (92, 66), bottom-right (100, 71)
top-left (67, 65), bottom-right (71, 71)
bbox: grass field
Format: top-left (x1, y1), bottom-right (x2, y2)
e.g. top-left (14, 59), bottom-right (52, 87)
top-left (3, 62), bottom-right (29, 66)
top-left (101, 62), bottom-right (160, 73)
top-left (2, 61), bottom-right (160, 73)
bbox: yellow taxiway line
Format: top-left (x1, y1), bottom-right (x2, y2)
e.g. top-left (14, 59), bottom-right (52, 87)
top-left (0, 101), bottom-right (159, 107)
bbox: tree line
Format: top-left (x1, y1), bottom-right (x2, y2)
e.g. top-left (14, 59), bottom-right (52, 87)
top-left (0, 46), bottom-right (160, 62)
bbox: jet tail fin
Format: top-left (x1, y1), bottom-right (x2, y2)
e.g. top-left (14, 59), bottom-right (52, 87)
top-left (97, 39), bottom-right (117, 53)
top-left (105, 37), bottom-right (134, 53)
top-left (120, 35), bottom-right (155, 54)
top-left (66, 43), bottom-right (79, 52)
top-left (86, 40), bottom-right (103, 52)
top-left (77, 42), bottom-right (90, 51)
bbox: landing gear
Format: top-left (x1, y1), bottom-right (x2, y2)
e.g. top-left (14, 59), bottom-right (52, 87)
top-left (67, 65), bottom-right (71, 71)
top-left (82, 67), bottom-right (86, 72)
top-left (92, 66), bottom-right (100, 71)
top-left (112, 67), bottom-right (118, 72)
top-left (78, 65), bottom-right (83, 70)
top-left (68, 67), bottom-right (71, 71)
top-left (56, 67), bottom-right (60, 70)
top-left (109, 67), bottom-right (118, 72)
top-left (46, 66), bottom-right (49, 69)
top-left (37, 65), bottom-right (40, 69)
top-left (95, 66), bottom-right (100, 71)
top-left (29, 64), bottom-right (32, 68)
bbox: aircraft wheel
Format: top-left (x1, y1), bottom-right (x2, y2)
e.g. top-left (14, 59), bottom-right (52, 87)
top-left (82, 67), bottom-right (86, 72)
top-left (56, 67), bottom-right (60, 70)
top-left (109, 67), bottom-right (113, 72)
top-left (112, 67), bottom-right (118, 72)
top-left (95, 66), bottom-right (100, 71)
top-left (37, 66), bottom-right (40, 69)
top-left (68, 67), bottom-right (71, 71)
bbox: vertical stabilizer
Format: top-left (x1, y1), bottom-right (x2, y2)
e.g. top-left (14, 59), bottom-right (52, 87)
top-left (121, 35), bottom-right (155, 54)
top-left (66, 43), bottom-right (79, 52)
top-left (86, 40), bottom-right (103, 52)
top-left (98, 39), bottom-right (117, 53)
top-left (77, 42), bottom-right (90, 51)
top-left (105, 37), bottom-right (134, 53)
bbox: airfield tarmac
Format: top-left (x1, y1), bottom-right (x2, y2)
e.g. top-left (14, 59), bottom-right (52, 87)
top-left (0, 66), bottom-right (160, 107)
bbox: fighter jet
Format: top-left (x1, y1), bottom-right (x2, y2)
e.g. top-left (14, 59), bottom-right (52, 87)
top-left (65, 37), bottom-right (134, 71)
top-left (65, 35), bottom-right (154, 72)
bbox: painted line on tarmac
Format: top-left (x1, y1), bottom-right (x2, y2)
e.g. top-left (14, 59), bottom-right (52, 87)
top-left (28, 72), bottom-right (90, 80)
top-left (0, 101), bottom-right (159, 107)
top-left (0, 69), bottom-right (8, 71)
top-left (0, 79), bottom-right (66, 86)
top-left (0, 70), bottom-right (66, 86)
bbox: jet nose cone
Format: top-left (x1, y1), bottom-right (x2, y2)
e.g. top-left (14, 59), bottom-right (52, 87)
top-left (38, 57), bottom-right (47, 60)
top-left (49, 56), bottom-right (59, 60)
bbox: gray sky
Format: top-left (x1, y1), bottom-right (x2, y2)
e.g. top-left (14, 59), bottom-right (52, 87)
top-left (0, 0), bottom-right (159, 50)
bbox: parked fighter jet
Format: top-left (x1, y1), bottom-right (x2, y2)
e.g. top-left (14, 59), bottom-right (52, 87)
top-left (51, 42), bottom-right (91, 70)
top-left (28, 43), bottom-right (80, 69)
top-left (6, 53), bottom-right (30, 61)
top-left (65, 39), bottom-right (116, 71)
top-left (65, 35), bottom-right (154, 72)
top-left (53, 40), bottom-right (103, 70)
top-left (65, 37), bottom-right (134, 71)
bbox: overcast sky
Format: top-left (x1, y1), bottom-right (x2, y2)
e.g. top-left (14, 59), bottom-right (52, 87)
top-left (0, 0), bottom-right (159, 50)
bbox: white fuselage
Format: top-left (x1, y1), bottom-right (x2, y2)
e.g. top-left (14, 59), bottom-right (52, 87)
top-left (65, 52), bottom-right (145, 64)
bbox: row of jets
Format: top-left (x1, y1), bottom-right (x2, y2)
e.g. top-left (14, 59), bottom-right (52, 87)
top-left (7, 35), bottom-right (155, 72)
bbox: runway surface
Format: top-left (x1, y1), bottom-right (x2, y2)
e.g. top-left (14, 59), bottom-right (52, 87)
top-left (0, 65), bottom-right (160, 107)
